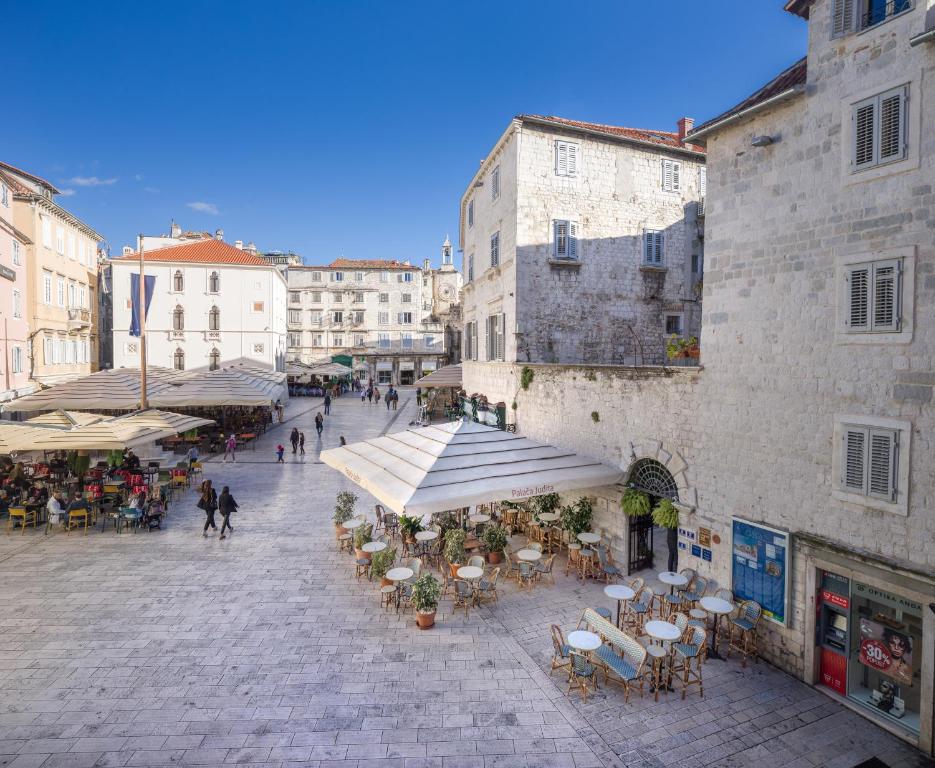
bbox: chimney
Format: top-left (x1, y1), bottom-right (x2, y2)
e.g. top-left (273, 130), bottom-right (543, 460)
top-left (234, 239), bottom-right (243, 250)
top-left (122, 245), bottom-right (133, 256)
top-left (678, 117), bottom-right (695, 142)
top-left (215, 228), bottom-right (224, 241)
top-left (170, 219), bottom-right (181, 238)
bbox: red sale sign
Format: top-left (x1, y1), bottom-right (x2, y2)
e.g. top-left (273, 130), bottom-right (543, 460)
top-left (858, 618), bottom-right (913, 687)
top-left (859, 638), bottom-right (891, 671)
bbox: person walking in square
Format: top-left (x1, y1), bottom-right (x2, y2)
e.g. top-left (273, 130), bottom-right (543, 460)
top-left (386, 386), bottom-right (393, 410)
top-left (324, 392), bottom-right (331, 415)
top-left (290, 427), bottom-right (300, 455)
top-left (223, 434), bottom-right (237, 462)
top-left (373, 386), bottom-right (381, 406)
top-left (275, 444), bottom-right (285, 463)
top-left (218, 485), bottom-right (238, 540)
top-left (299, 432), bottom-right (306, 455)
top-left (366, 387), bottom-right (373, 404)
top-left (391, 389), bottom-right (398, 411)
top-left (198, 480), bottom-right (218, 536)
top-left (315, 412), bottom-right (324, 438)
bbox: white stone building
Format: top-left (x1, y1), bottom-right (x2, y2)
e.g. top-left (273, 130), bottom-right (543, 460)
top-left (422, 237), bottom-right (464, 363)
top-left (110, 238), bottom-right (287, 371)
top-left (459, 114), bottom-right (706, 367)
top-left (286, 257), bottom-right (446, 385)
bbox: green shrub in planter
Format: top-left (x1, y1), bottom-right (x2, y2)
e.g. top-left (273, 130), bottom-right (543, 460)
top-left (399, 514), bottom-right (423, 540)
top-left (560, 496), bottom-right (594, 536)
top-left (621, 488), bottom-right (651, 517)
top-left (332, 491), bottom-right (358, 525)
top-left (353, 523), bottom-right (373, 549)
top-left (483, 525), bottom-right (508, 552)
top-left (443, 528), bottom-right (466, 565)
top-left (652, 498), bottom-right (680, 529)
top-left (371, 547), bottom-right (396, 579)
top-left (530, 493), bottom-right (561, 518)
top-left (410, 573), bottom-right (441, 613)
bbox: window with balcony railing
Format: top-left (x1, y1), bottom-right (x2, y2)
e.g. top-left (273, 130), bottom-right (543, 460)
top-left (861, 0), bottom-right (910, 29)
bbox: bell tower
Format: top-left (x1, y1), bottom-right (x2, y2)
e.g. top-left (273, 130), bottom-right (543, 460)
top-left (441, 234), bottom-right (453, 269)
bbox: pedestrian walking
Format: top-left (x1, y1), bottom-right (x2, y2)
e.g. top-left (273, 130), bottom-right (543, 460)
top-left (218, 485), bottom-right (238, 539)
top-left (187, 444), bottom-right (200, 470)
top-left (275, 444), bottom-right (285, 463)
top-left (366, 387), bottom-right (373, 404)
top-left (299, 432), bottom-right (306, 455)
top-left (290, 427), bottom-right (299, 454)
top-left (324, 393), bottom-right (331, 415)
top-left (223, 433), bottom-right (237, 462)
top-left (197, 480), bottom-right (218, 536)
top-left (391, 389), bottom-right (398, 411)
top-left (361, 388), bottom-right (367, 404)
top-left (339, 435), bottom-right (346, 446)
top-left (374, 386), bottom-right (381, 406)
top-left (315, 412), bottom-right (324, 437)
top-left (386, 386), bottom-right (392, 410)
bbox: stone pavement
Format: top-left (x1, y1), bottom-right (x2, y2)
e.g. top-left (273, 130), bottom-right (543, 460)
top-left (0, 391), bottom-right (931, 768)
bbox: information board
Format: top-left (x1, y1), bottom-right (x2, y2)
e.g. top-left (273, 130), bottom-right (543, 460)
top-left (731, 518), bottom-right (789, 626)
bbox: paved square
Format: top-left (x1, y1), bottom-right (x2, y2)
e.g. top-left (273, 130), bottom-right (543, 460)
top-left (0, 393), bottom-right (930, 768)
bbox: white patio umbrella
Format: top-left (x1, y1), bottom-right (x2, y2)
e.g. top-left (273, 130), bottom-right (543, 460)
top-left (320, 419), bottom-right (623, 517)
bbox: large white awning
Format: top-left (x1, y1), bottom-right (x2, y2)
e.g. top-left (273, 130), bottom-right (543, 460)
top-left (414, 363), bottom-right (461, 388)
top-left (320, 419), bottom-right (623, 517)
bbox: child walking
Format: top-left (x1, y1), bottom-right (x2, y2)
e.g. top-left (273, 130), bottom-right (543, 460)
top-left (275, 444), bottom-right (285, 463)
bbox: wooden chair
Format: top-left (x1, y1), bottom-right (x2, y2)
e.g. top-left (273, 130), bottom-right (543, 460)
top-left (550, 625), bottom-right (571, 675)
top-left (624, 586), bottom-right (655, 633)
top-left (567, 651), bottom-right (598, 701)
top-left (534, 554), bottom-right (556, 585)
top-left (67, 508), bottom-right (90, 534)
top-left (453, 579), bottom-right (472, 617)
top-left (727, 600), bottom-right (762, 667)
top-left (477, 568), bottom-right (500, 604)
top-left (671, 625), bottom-right (706, 699)
top-left (7, 506), bottom-right (34, 535)
top-left (565, 543), bottom-right (581, 576)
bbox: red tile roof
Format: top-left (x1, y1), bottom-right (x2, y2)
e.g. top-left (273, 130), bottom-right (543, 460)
top-left (111, 239), bottom-right (270, 266)
top-left (0, 160), bottom-right (59, 195)
top-left (689, 57), bottom-right (808, 139)
top-left (519, 115), bottom-right (705, 155)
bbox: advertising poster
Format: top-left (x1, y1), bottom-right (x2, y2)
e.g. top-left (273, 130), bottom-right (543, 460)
top-left (731, 519), bottom-right (788, 625)
top-left (858, 618), bottom-right (913, 687)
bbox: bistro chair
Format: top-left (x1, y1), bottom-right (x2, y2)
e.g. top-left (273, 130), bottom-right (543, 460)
top-left (594, 626), bottom-right (647, 703)
top-left (7, 506), bottom-right (34, 535)
top-left (625, 586), bottom-right (655, 633)
top-left (671, 624), bottom-right (707, 699)
top-left (528, 541), bottom-right (544, 553)
top-left (727, 600), bottom-right (762, 667)
top-left (676, 568), bottom-right (696, 597)
top-left (595, 606), bottom-right (613, 622)
top-left (453, 579), bottom-right (473, 617)
top-left (682, 575), bottom-right (709, 609)
top-left (534, 554), bottom-right (556, 585)
top-left (577, 548), bottom-right (596, 580)
top-left (355, 557), bottom-right (370, 582)
top-left (477, 567), bottom-right (500, 604)
top-left (467, 555), bottom-right (486, 570)
top-left (550, 625), bottom-right (571, 675)
top-left (626, 576), bottom-right (645, 593)
top-left (671, 611), bottom-right (690, 639)
top-left (437, 563), bottom-right (453, 597)
top-left (67, 507), bottom-right (90, 534)
top-left (567, 651), bottom-right (598, 701)
top-left (662, 588), bottom-right (684, 617)
top-left (595, 545), bottom-right (623, 583)
top-left (380, 585), bottom-right (396, 610)
top-left (373, 504), bottom-right (386, 537)
top-left (565, 542), bottom-right (582, 576)
top-left (715, 587), bottom-right (734, 603)
top-left (502, 547), bottom-right (520, 581)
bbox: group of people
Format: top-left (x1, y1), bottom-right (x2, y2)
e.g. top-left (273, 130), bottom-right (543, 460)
top-left (197, 479), bottom-right (238, 539)
top-left (277, 413), bottom-right (325, 462)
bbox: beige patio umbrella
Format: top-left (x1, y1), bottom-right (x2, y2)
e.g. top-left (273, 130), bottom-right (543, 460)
top-left (152, 369), bottom-right (280, 408)
top-left (0, 422), bottom-right (69, 454)
top-left (27, 410), bottom-right (107, 427)
top-left (414, 363), bottom-right (462, 388)
top-left (320, 419), bottom-right (624, 517)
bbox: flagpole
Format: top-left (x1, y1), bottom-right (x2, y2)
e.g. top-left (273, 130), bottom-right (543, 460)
top-left (138, 235), bottom-right (148, 410)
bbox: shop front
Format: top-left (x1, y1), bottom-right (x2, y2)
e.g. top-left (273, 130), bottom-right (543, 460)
top-left (802, 537), bottom-right (934, 754)
top-left (399, 360), bottom-right (415, 386)
top-left (376, 360), bottom-right (393, 385)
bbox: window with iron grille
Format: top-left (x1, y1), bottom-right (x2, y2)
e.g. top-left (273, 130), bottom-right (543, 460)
top-left (833, 0), bottom-right (912, 34)
top-left (628, 459), bottom-right (679, 500)
top-left (844, 258), bottom-right (902, 333)
top-left (208, 306), bottom-right (220, 331)
top-left (852, 86), bottom-right (907, 172)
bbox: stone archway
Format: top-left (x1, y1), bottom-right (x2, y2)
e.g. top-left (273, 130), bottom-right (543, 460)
top-left (625, 439), bottom-right (696, 508)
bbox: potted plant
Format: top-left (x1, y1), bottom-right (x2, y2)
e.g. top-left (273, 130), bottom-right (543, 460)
top-left (410, 572), bottom-right (441, 629)
top-left (530, 492), bottom-right (560, 521)
top-left (444, 528), bottom-right (467, 576)
top-left (354, 523), bottom-right (373, 561)
top-left (371, 547), bottom-right (397, 586)
top-left (621, 488), bottom-right (651, 517)
top-left (666, 335), bottom-right (700, 362)
top-left (652, 498), bottom-right (681, 572)
top-left (560, 496), bottom-right (594, 538)
top-left (332, 491), bottom-right (357, 532)
top-left (483, 525), bottom-right (508, 563)
top-left (399, 513), bottom-right (423, 544)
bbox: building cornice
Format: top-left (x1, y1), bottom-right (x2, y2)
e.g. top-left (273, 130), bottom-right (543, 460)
top-left (685, 84), bottom-right (806, 144)
top-left (15, 192), bottom-right (104, 241)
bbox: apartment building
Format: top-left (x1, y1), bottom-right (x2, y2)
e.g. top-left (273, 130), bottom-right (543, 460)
top-left (0, 161), bottom-right (103, 385)
top-left (110, 237), bottom-right (287, 372)
top-left (459, 114), bottom-right (705, 367)
top-left (286, 258), bottom-right (445, 385)
top-left (0, 169), bottom-right (32, 401)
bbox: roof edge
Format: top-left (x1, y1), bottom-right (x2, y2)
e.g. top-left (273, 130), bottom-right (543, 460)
top-left (784, 0), bottom-right (811, 19)
top-left (686, 84), bottom-right (806, 144)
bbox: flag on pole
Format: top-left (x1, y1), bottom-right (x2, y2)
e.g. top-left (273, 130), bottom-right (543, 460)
top-left (129, 272), bottom-right (156, 337)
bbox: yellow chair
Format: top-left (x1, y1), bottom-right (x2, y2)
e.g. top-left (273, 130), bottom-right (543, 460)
top-left (7, 506), bottom-right (35, 535)
top-left (190, 461), bottom-right (204, 477)
top-left (67, 508), bottom-right (90, 534)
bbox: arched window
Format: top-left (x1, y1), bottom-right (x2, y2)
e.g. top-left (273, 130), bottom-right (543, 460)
top-left (209, 347), bottom-right (220, 371)
top-left (208, 271), bottom-right (220, 293)
top-left (627, 458), bottom-right (679, 500)
top-left (172, 305), bottom-right (184, 331)
top-left (173, 348), bottom-right (185, 370)
top-left (173, 270), bottom-right (184, 292)
top-left (208, 305), bottom-right (220, 331)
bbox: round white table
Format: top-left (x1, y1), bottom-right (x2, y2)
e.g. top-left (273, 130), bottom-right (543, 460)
top-left (469, 513), bottom-right (490, 525)
top-left (603, 584), bottom-right (636, 627)
top-left (658, 571), bottom-right (688, 594)
top-left (386, 567), bottom-right (414, 612)
top-left (577, 532), bottom-right (600, 545)
top-left (516, 549), bottom-right (542, 562)
top-left (343, 518), bottom-right (365, 530)
top-left (645, 620), bottom-right (681, 695)
top-left (415, 530), bottom-right (438, 541)
top-left (700, 596), bottom-right (735, 660)
top-left (567, 630), bottom-right (602, 652)
top-left (456, 565), bottom-right (484, 581)
top-left (362, 541), bottom-right (387, 554)
top-left (538, 512), bottom-right (560, 523)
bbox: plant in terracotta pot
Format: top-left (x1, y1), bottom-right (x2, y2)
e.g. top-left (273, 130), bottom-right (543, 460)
top-left (410, 572), bottom-right (441, 629)
top-left (560, 496), bottom-right (594, 538)
top-left (621, 488), bottom-right (651, 518)
top-left (483, 525), bottom-right (508, 563)
top-left (354, 523), bottom-right (373, 561)
top-left (652, 498), bottom-right (681, 572)
top-left (530, 492), bottom-right (560, 521)
top-left (332, 491), bottom-right (357, 532)
top-left (444, 528), bottom-right (467, 577)
top-left (371, 547), bottom-right (397, 586)
top-left (399, 514), bottom-right (423, 544)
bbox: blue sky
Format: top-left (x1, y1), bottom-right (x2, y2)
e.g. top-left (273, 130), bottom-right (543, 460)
top-left (5, 1), bottom-right (806, 267)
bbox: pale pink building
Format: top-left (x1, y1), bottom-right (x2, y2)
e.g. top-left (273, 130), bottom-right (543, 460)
top-left (0, 168), bottom-right (32, 402)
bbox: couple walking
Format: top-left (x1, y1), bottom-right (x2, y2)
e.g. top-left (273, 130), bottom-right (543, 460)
top-left (289, 427), bottom-right (306, 455)
top-left (198, 479), bottom-right (238, 539)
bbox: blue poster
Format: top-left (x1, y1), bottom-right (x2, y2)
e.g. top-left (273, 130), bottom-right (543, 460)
top-left (731, 519), bottom-right (788, 625)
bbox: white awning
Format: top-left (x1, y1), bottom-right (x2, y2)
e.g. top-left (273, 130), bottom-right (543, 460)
top-left (399, 361), bottom-right (414, 371)
top-left (421, 361), bottom-right (437, 372)
top-left (320, 420), bottom-right (623, 517)
top-left (414, 363), bottom-right (461, 388)
top-left (376, 361), bottom-right (393, 371)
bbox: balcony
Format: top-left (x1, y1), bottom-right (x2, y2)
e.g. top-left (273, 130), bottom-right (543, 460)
top-left (861, 0), bottom-right (910, 30)
top-left (66, 308), bottom-right (90, 331)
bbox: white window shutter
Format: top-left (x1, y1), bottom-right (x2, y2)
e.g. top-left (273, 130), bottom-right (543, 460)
top-left (567, 143), bottom-right (578, 176)
top-left (672, 162), bottom-right (681, 191)
top-left (868, 428), bottom-right (897, 500)
top-left (842, 427), bottom-right (868, 493)
top-left (879, 87), bottom-right (906, 162)
top-left (485, 317), bottom-right (490, 361)
top-left (871, 260), bottom-right (900, 331)
top-left (831, 0), bottom-right (855, 37)
top-left (472, 322), bottom-right (478, 361)
top-left (568, 222), bottom-right (578, 260)
top-left (662, 160), bottom-right (672, 190)
top-left (845, 265), bottom-right (870, 330)
top-left (853, 98), bottom-right (876, 168)
top-left (699, 167), bottom-right (707, 197)
top-left (555, 142), bottom-right (567, 175)
top-left (499, 313), bottom-right (505, 360)
top-left (553, 220), bottom-right (567, 259)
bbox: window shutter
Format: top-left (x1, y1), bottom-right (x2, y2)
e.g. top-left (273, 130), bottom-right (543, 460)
top-left (831, 0), bottom-right (855, 37)
top-left (871, 260), bottom-right (900, 331)
top-left (485, 317), bottom-right (491, 361)
top-left (879, 87), bottom-right (906, 162)
top-left (868, 428), bottom-right (897, 500)
top-left (568, 222), bottom-right (578, 260)
top-left (853, 98), bottom-right (876, 168)
top-left (567, 143), bottom-right (578, 176)
top-left (672, 162), bottom-right (681, 191)
top-left (699, 167), bottom-right (707, 197)
top-left (662, 160), bottom-right (672, 190)
top-left (555, 142), bottom-right (567, 175)
top-left (842, 427), bottom-right (867, 493)
top-left (654, 232), bottom-right (664, 264)
top-left (845, 265), bottom-right (869, 330)
top-left (553, 220), bottom-right (567, 259)
top-left (498, 313), bottom-right (505, 360)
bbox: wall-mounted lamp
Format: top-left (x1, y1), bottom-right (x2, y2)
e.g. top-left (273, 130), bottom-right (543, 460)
top-left (751, 135), bottom-right (775, 147)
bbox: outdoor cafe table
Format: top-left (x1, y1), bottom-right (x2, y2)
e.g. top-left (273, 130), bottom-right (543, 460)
top-left (538, 512), bottom-right (560, 523)
top-left (700, 596), bottom-right (735, 660)
top-left (604, 584), bottom-right (636, 628)
top-left (645, 620), bottom-right (681, 694)
top-left (468, 513), bottom-right (490, 525)
top-left (457, 565), bottom-right (485, 605)
top-left (516, 548), bottom-right (541, 562)
top-left (343, 518), bottom-right (365, 530)
top-left (658, 570), bottom-right (688, 594)
top-left (362, 541), bottom-right (387, 554)
top-left (577, 532), bottom-right (601, 545)
top-left (386, 567), bottom-right (414, 612)
top-left (567, 630), bottom-right (602, 653)
top-left (415, 529), bottom-right (438, 560)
